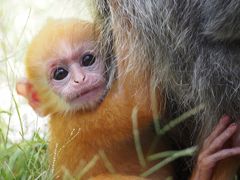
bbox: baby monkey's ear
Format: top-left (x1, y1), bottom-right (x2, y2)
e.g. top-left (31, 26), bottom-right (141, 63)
top-left (16, 79), bottom-right (44, 116)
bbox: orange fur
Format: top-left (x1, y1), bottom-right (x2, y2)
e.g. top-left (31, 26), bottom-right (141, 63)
top-left (50, 81), bottom-right (172, 179)
top-left (18, 19), bottom-right (173, 179)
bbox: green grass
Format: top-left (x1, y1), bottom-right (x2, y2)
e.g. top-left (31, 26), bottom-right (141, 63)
top-left (0, 92), bottom-right (52, 179)
top-left (0, 131), bottom-right (52, 180)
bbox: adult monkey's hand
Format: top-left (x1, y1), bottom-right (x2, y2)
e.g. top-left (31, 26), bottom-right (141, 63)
top-left (192, 116), bottom-right (240, 180)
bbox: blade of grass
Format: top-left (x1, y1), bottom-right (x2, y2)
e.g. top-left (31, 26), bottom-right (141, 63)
top-left (15, 8), bottom-right (31, 48)
top-left (0, 110), bottom-right (12, 115)
top-left (148, 104), bottom-right (204, 155)
top-left (147, 150), bottom-right (181, 161)
top-left (141, 146), bottom-right (197, 177)
top-left (150, 81), bottom-right (161, 134)
top-left (76, 154), bottom-right (99, 179)
top-left (157, 104), bottom-right (204, 135)
top-left (98, 150), bottom-right (115, 174)
top-left (132, 106), bottom-right (146, 168)
top-left (5, 105), bottom-right (13, 147)
top-left (12, 95), bottom-right (24, 140)
top-left (3, 161), bottom-right (16, 179)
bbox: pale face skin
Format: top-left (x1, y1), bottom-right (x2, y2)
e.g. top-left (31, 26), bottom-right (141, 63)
top-left (47, 42), bottom-right (106, 110)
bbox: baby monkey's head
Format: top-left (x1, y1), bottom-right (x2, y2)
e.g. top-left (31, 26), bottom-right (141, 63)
top-left (17, 19), bottom-right (108, 116)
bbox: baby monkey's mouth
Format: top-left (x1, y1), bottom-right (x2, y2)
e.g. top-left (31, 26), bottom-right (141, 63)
top-left (75, 86), bottom-right (100, 98)
top-left (67, 85), bottom-right (105, 105)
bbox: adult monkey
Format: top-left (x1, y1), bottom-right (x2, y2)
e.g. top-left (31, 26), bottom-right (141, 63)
top-left (91, 0), bottom-right (240, 179)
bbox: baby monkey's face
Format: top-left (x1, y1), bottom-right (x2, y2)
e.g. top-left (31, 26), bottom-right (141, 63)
top-left (16, 20), bottom-right (108, 115)
top-left (47, 41), bottom-right (107, 111)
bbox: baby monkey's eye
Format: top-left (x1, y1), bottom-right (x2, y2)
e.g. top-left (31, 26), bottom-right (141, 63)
top-left (53, 67), bottom-right (68, 80)
top-left (82, 54), bottom-right (96, 66)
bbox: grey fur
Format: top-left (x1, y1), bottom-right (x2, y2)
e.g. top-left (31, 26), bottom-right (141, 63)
top-left (92, 0), bottom-right (240, 175)
top-left (203, 0), bottom-right (240, 41)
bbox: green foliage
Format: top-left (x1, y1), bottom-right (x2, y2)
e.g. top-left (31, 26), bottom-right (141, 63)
top-left (0, 132), bottom-right (52, 180)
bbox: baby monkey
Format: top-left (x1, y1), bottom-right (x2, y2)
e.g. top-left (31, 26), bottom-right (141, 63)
top-left (16, 19), bottom-right (240, 180)
top-left (16, 19), bottom-right (173, 179)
